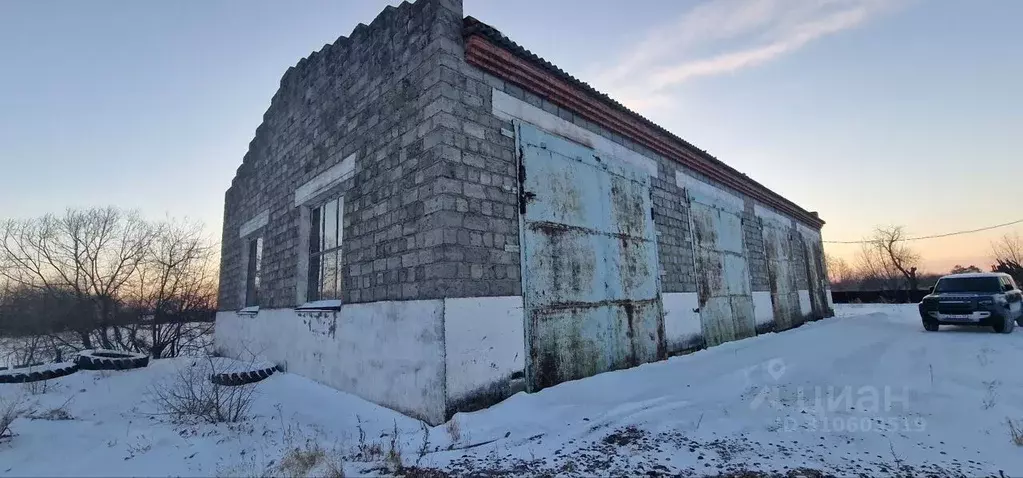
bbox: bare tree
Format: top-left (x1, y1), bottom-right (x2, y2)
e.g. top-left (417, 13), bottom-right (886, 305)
top-left (0, 208), bottom-right (216, 358)
top-left (858, 226), bottom-right (921, 292)
top-left (992, 233), bottom-right (1023, 265)
top-left (0, 208), bottom-right (153, 349)
top-left (992, 233), bottom-right (1023, 285)
top-left (121, 219), bottom-right (217, 358)
top-left (950, 264), bottom-right (982, 274)
top-left (825, 253), bottom-right (858, 290)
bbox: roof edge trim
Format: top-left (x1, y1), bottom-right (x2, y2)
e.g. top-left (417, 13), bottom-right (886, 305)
top-left (463, 18), bottom-right (824, 229)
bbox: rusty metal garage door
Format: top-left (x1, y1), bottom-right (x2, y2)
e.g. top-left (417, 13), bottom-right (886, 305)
top-left (761, 221), bottom-right (803, 330)
top-left (800, 236), bottom-right (828, 319)
top-left (517, 123), bottom-right (664, 392)
top-left (685, 192), bottom-right (756, 347)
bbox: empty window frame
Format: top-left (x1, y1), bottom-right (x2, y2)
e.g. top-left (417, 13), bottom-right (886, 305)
top-left (245, 236), bottom-right (263, 307)
top-left (308, 197), bottom-right (343, 301)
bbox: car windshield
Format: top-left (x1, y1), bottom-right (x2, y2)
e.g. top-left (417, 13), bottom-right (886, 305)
top-left (934, 277), bottom-right (1002, 293)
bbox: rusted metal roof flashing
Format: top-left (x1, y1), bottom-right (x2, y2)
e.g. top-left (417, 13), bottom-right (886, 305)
top-left (463, 16), bottom-right (825, 230)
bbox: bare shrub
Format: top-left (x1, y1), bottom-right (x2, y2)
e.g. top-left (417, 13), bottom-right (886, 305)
top-left (22, 380), bottom-right (50, 396)
top-left (416, 421), bottom-right (431, 466)
top-left (445, 418), bottom-right (461, 444)
top-left (0, 393), bottom-right (26, 440)
top-left (386, 420), bottom-right (403, 472)
top-left (349, 415), bottom-right (384, 462)
top-left (148, 356), bottom-right (256, 424)
top-left (1008, 418), bottom-right (1023, 446)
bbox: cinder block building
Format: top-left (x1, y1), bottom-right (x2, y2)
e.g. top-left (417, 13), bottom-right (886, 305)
top-left (215, 0), bottom-right (833, 425)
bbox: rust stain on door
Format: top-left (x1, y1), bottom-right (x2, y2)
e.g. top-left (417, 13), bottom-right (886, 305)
top-left (761, 222), bottom-right (803, 331)
top-left (517, 123), bottom-right (663, 392)
top-left (686, 190), bottom-right (756, 347)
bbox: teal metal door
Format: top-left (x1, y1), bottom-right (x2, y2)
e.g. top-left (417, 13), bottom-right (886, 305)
top-left (517, 123), bottom-right (664, 392)
top-left (686, 192), bottom-right (756, 347)
top-left (800, 235), bottom-right (828, 320)
top-left (761, 221), bottom-right (803, 330)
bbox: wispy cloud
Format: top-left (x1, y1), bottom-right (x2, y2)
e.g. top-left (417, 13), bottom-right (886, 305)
top-left (591, 0), bottom-right (900, 111)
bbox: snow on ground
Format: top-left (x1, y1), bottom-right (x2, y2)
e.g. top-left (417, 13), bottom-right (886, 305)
top-left (2, 304), bottom-right (1023, 477)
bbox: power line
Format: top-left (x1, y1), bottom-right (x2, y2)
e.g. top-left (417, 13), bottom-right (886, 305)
top-left (823, 218), bottom-right (1023, 244)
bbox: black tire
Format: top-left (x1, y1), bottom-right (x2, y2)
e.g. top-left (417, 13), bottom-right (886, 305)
top-left (993, 316), bottom-right (1015, 334)
top-left (209, 364), bottom-right (278, 386)
top-left (0, 361), bottom-right (79, 384)
top-left (75, 349), bottom-right (150, 371)
top-left (923, 321), bottom-right (939, 332)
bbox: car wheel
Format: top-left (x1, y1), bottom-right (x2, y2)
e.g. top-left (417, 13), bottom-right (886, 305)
top-left (993, 316), bottom-right (1015, 334)
top-left (923, 321), bottom-right (939, 332)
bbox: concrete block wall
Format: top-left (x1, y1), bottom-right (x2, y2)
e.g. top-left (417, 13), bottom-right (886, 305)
top-left (792, 233), bottom-right (811, 290)
top-left (405, 40), bottom-right (523, 299)
top-left (743, 206), bottom-right (771, 292)
top-left (219, 0), bottom-right (468, 309)
top-left (651, 176), bottom-right (696, 293)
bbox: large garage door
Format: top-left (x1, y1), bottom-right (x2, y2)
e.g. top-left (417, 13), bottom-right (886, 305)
top-left (761, 221), bottom-right (803, 330)
top-left (517, 123), bottom-right (663, 392)
top-left (686, 192), bottom-right (756, 347)
top-left (800, 235), bottom-right (828, 319)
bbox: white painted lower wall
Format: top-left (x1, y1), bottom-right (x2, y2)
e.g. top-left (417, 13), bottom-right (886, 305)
top-left (798, 290), bottom-right (812, 317)
top-left (752, 291), bottom-right (775, 330)
top-left (443, 296), bottom-right (524, 411)
top-left (662, 292), bottom-right (702, 353)
top-left (215, 300), bottom-right (447, 424)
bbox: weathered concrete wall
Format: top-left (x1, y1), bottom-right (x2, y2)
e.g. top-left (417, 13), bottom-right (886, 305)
top-left (218, 0), bottom-right (470, 310)
top-left (214, 302), bottom-right (447, 423)
top-left (215, 295), bottom-right (525, 424)
top-left (442, 296), bottom-right (524, 415)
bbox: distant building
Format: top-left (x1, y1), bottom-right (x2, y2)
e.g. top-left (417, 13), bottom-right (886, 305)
top-left (215, 0), bottom-right (832, 424)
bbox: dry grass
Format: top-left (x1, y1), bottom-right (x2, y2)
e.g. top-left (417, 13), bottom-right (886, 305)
top-left (275, 440), bottom-right (345, 478)
top-left (1008, 418), bottom-right (1023, 446)
top-left (278, 441), bottom-right (326, 477)
top-left (27, 407), bottom-right (73, 421)
top-left (26, 395), bottom-right (75, 421)
top-left (323, 458), bottom-right (345, 478)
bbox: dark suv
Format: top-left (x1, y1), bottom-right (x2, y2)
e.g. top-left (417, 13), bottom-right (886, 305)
top-left (919, 272), bottom-right (1023, 333)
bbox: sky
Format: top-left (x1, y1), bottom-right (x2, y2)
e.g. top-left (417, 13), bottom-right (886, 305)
top-left (1, 0), bottom-right (1021, 274)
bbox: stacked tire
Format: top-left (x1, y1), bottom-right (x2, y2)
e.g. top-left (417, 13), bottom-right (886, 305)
top-left (0, 362), bottom-right (79, 384)
top-left (75, 349), bottom-right (150, 371)
top-left (209, 363), bottom-right (279, 386)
